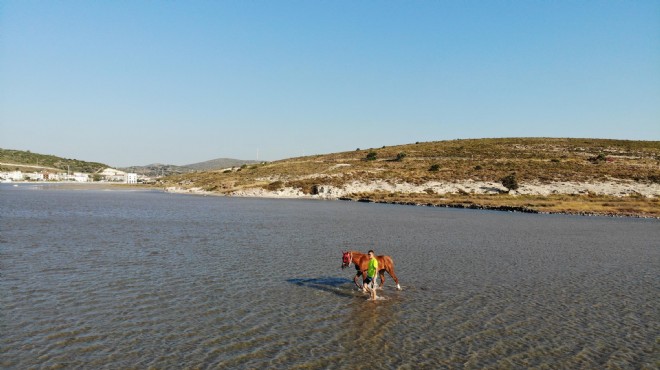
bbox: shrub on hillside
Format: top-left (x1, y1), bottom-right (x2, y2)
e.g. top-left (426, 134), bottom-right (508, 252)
top-left (588, 153), bottom-right (607, 163)
top-left (645, 175), bottom-right (660, 184)
top-left (500, 173), bottom-right (519, 192)
top-left (395, 152), bottom-right (407, 161)
top-left (365, 152), bottom-right (377, 161)
top-left (264, 181), bottom-right (284, 191)
top-left (429, 164), bottom-right (440, 172)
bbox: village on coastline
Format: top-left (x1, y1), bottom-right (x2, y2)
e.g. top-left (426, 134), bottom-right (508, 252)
top-left (0, 168), bottom-right (148, 184)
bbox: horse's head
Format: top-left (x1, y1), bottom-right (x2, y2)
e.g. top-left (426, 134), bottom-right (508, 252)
top-left (341, 251), bottom-right (352, 269)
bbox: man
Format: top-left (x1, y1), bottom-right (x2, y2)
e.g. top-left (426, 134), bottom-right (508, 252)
top-left (364, 250), bottom-right (379, 300)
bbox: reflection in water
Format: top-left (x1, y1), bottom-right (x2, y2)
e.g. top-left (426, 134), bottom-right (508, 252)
top-left (1, 184), bottom-right (658, 368)
top-left (286, 277), bottom-right (355, 298)
top-left (344, 289), bottom-right (403, 353)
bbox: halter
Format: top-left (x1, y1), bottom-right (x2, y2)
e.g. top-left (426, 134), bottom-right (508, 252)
top-left (343, 251), bottom-right (353, 267)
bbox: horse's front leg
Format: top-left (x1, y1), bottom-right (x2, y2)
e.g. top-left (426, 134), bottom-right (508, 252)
top-left (353, 271), bottom-right (363, 290)
top-left (359, 270), bottom-right (369, 293)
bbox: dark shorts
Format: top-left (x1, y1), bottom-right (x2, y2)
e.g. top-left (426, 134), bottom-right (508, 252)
top-left (364, 276), bottom-right (374, 284)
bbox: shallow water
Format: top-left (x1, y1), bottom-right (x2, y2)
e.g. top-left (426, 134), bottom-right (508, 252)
top-left (1, 184), bottom-right (658, 369)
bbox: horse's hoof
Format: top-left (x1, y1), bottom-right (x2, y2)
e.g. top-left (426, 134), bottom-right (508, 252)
top-left (396, 284), bottom-right (401, 290)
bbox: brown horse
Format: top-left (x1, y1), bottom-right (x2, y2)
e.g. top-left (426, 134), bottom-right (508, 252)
top-left (341, 250), bottom-right (401, 291)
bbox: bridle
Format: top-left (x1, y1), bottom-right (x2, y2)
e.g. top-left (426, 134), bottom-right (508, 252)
top-left (342, 251), bottom-right (353, 268)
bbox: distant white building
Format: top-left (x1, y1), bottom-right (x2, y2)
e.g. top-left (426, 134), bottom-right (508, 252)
top-left (100, 168), bottom-right (126, 177)
top-left (125, 173), bottom-right (138, 184)
top-left (99, 168), bottom-right (128, 182)
top-left (45, 172), bottom-right (64, 181)
top-left (7, 171), bottom-right (23, 181)
top-left (0, 171), bottom-right (18, 181)
top-left (25, 172), bottom-right (44, 181)
top-left (72, 172), bottom-right (89, 182)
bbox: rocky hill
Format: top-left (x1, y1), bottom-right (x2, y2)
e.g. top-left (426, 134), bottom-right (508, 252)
top-left (162, 138), bottom-right (660, 217)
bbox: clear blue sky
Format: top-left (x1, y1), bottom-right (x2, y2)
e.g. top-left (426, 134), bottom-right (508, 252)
top-left (1, 1), bottom-right (658, 167)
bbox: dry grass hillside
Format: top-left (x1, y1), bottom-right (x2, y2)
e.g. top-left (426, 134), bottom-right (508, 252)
top-left (162, 138), bottom-right (660, 217)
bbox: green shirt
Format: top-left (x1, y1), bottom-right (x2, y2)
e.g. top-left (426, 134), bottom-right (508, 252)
top-left (367, 257), bottom-right (379, 278)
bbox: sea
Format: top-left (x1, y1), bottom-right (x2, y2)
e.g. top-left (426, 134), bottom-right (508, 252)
top-left (1, 183), bottom-right (658, 369)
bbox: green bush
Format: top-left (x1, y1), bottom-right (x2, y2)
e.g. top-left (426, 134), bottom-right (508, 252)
top-left (429, 164), bottom-right (440, 172)
top-left (395, 152), bottom-right (407, 161)
top-left (501, 173), bottom-right (519, 191)
top-left (365, 152), bottom-right (377, 161)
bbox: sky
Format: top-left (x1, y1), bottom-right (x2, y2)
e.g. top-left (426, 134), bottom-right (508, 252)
top-left (1, 1), bottom-right (659, 167)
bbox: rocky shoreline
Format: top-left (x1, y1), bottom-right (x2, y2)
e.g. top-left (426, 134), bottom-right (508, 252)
top-left (164, 179), bottom-right (660, 219)
top-left (166, 179), bottom-right (660, 198)
top-left (339, 198), bottom-right (659, 219)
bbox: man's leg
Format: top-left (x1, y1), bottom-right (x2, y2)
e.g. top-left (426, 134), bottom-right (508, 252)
top-left (369, 279), bottom-right (377, 300)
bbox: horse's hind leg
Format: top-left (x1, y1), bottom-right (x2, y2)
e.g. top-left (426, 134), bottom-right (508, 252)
top-left (388, 267), bottom-right (401, 290)
top-left (378, 271), bottom-right (386, 289)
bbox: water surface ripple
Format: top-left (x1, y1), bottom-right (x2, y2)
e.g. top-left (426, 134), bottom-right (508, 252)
top-left (1, 184), bottom-right (658, 368)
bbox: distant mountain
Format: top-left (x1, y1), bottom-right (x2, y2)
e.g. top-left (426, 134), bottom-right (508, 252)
top-left (183, 158), bottom-right (261, 171)
top-left (0, 148), bottom-right (260, 178)
top-left (119, 163), bottom-right (194, 177)
top-left (0, 148), bottom-right (108, 173)
top-left (120, 158), bottom-right (260, 177)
